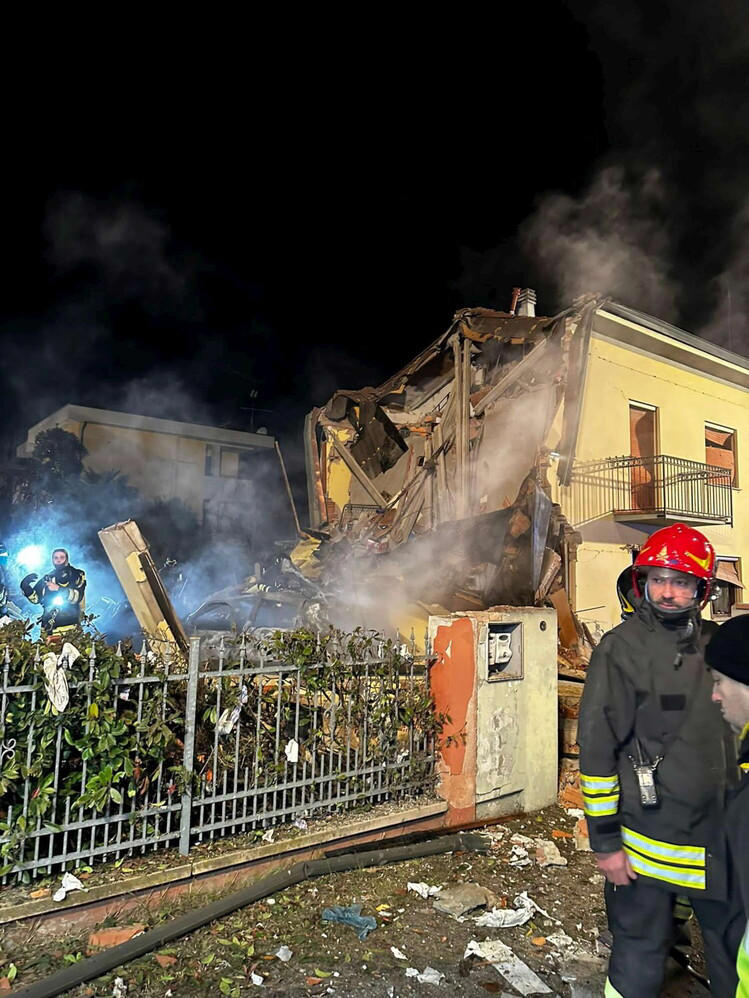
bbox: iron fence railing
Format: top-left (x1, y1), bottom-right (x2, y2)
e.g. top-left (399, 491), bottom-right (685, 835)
top-left (570, 454), bottom-right (733, 524)
top-left (0, 632), bottom-right (436, 884)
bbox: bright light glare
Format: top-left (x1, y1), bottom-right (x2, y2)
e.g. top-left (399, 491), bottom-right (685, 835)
top-left (52, 595), bottom-right (64, 607)
top-left (17, 545), bottom-right (45, 571)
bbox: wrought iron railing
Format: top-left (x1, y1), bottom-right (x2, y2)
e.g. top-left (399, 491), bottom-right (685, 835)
top-left (570, 454), bottom-right (733, 524)
top-left (0, 632), bottom-right (435, 883)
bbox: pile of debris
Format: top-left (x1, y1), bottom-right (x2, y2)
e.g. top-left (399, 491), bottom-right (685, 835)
top-left (293, 294), bottom-right (606, 627)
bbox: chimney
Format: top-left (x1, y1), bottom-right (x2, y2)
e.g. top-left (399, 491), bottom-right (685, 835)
top-left (516, 288), bottom-right (537, 317)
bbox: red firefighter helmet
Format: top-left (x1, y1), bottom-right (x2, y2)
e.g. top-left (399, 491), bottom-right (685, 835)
top-left (632, 523), bottom-right (715, 609)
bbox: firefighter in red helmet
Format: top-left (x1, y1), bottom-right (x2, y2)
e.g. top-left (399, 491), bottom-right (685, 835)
top-left (579, 523), bottom-right (740, 997)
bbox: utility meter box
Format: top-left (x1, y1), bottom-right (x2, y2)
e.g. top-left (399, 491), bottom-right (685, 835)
top-left (429, 607), bottom-right (558, 822)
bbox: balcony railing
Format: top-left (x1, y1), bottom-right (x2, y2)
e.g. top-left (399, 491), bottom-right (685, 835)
top-left (570, 454), bottom-right (733, 525)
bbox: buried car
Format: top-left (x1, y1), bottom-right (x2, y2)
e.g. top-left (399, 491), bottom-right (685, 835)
top-left (185, 584), bottom-right (333, 647)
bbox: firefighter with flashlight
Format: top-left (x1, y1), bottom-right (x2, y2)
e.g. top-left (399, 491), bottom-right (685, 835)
top-left (21, 548), bottom-right (86, 635)
top-left (579, 523), bottom-right (739, 997)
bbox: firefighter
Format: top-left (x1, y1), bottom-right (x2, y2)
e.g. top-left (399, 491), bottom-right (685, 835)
top-left (579, 523), bottom-right (738, 998)
top-left (20, 548), bottom-right (86, 634)
top-left (0, 541), bottom-right (9, 616)
top-left (705, 614), bottom-right (749, 995)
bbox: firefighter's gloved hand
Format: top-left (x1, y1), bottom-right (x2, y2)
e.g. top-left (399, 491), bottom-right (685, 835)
top-left (595, 849), bottom-right (637, 886)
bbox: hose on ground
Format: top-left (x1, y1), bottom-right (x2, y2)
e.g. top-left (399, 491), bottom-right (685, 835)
top-left (13, 832), bottom-right (490, 998)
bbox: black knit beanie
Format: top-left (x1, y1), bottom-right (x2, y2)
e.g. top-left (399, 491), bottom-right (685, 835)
top-left (705, 615), bottom-right (749, 685)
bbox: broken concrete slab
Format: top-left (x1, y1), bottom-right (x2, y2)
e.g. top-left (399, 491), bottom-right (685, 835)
top-left (535, 838), bottom-right (568, 868)
top-left (464, 939), bottom-right (553, 995)
top-left (432, 882), bottom-right (496, 918)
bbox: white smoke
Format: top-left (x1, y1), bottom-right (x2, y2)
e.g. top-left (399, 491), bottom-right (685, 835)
top-left (521, 167), bottom-right (677, 317)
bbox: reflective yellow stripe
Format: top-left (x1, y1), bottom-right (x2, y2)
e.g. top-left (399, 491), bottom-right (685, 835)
top-left (621, 826), bottom-right (705, 867)
top-left (580, 773), bottom-right (619, 793)
top-left (736, 920), bottom-right (749, 997)
top-left (583, 793), bottom-right (620, 816)
top-left (623, 848), bottom-right (706, 890)
top-left (604, 977), bottom-right (625, 998)
top-left (740, 762), bottom-right (749, 772)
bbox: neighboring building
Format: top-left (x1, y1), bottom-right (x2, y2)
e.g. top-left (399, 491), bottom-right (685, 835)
top-left (555, 302), bottom-right (748, 635)
top-left (18, 405), bottom-right (281, 536)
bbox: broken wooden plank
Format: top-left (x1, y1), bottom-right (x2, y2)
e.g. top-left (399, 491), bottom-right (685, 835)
top-left (327, 434), bottom-right (388, 508)
top-left (549, 588), bottom-right (579, 648)
top-left (473, 338), bottom-right (549, 416)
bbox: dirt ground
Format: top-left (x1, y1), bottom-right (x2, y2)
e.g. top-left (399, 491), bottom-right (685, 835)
top-left (0, 805), bottom-right (708, 996)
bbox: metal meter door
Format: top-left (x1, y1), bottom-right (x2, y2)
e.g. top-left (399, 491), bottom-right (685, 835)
top-left (475, 621), bottom-right (525, 802)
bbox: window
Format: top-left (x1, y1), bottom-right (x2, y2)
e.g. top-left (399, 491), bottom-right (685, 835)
top-left (705, 422), bottom-right (737, 486)
top-left (712, 557), bottom-right (743, 618)
top-left (204, 445), bottom-right (215, 477)
top-left (220, 447), bottom-right (263, 480)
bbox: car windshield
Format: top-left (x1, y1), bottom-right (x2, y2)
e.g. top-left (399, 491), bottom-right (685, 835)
top-left (191, 602), bottom-right (243, 631)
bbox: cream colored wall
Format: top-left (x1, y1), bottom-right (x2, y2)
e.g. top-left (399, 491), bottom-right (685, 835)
top-left (551, 330), bottom-right (749, 637)
top-left (81, 425), bottom-right (206, 517)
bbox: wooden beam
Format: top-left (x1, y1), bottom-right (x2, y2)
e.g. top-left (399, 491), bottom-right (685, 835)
top-left (328, 434), bottom-right (388, 508)
top-left (473, 338), bottom-right (549, 416)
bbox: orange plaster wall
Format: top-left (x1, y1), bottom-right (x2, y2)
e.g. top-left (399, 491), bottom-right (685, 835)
top-left (431, 617), bottom-right (477, 819)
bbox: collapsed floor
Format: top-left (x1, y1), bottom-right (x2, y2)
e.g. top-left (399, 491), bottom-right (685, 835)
top-left (0, 806), bottom-right (708, 997)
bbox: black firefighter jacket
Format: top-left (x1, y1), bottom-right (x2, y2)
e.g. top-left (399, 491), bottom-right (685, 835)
top-left (27, 564), bottom-right (86, 632)
top-left (578, 601), bottom-right (735, 901)
top-left (726, 732), bottom-right (749, 994)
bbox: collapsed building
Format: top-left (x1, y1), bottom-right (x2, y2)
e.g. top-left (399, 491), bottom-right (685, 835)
top-left (295, 290), bottom-right (601, 652)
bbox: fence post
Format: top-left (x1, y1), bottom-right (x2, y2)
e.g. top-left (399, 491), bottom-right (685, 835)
top-left (179, 636), bottom-right (201, 856)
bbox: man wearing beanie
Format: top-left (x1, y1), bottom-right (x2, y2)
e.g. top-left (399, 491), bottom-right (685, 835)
top-left (579, 524), bottom-right (739, 997)
top-left (706, 613), bottom-right (749, 995)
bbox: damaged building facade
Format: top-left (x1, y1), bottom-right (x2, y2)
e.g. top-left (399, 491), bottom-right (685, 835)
top-left (299, 293), bottom-right (748, 641)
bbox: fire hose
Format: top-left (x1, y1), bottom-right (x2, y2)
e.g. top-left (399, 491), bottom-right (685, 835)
top-left (12, 831), bottom-right (490, 998)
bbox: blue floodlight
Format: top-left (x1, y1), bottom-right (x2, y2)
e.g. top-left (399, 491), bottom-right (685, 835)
top-left (17, 545), bottom-right (45, 571)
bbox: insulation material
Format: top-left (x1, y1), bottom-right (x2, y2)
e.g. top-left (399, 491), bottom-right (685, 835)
top-left (98, 519), bottom-right (188, 653)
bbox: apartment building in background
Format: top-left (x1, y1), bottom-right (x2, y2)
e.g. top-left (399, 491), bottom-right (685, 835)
top-left (18, 405), bottom-right (284, 538)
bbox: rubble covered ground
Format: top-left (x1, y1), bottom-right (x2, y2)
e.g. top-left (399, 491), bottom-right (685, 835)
top-left (0, 806), bottom-right (708, 996)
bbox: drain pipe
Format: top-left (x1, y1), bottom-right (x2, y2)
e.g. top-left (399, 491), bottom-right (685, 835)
top-left (13, 832), bottom-right (490, 998)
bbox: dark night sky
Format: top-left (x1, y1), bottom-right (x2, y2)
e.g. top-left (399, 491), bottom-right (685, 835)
top-left (2, 1), bottom-right (748, 506)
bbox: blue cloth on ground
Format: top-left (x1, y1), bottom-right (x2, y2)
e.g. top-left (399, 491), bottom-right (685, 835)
top-left (321, 903), bottom-right (377, 940)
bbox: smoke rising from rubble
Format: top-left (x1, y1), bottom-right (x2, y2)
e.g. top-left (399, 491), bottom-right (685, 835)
top-left (520, 168), bottom-right (677, 320)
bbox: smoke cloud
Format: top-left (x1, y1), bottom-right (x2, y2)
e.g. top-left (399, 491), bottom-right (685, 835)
top-left (44, 192), bottom-right (198, 316)
top-left (520, 167), bottom-right (677, 319)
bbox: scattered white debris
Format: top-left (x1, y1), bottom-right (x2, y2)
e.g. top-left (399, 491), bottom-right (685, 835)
top-left (407, 882), bottom-right (442, 899)
top-left (275, 945), bottom-right (292, 962)
top-left (250, 971), bottom-right (264, 985)
top-left (52, 871), bottom-right (87, 902)
top-left (566, 808), bottom-right (584, 819)
top-left (266, 898), bottom-right (276, 905)
top-left (284, 738), bottom-right (299, 763)
top-left (405, 966), bottom-right (444, 984)
top-left (391, 946), bottom-right (408, 960)
top-left (535, 838), bottom-right (568, 868)
top-left (475, 891), bottom-right (552, 928)
top-left (261, 828), bottom-right (275, 843)
top-left (293, 817), bottom-right (308, 831)
top-left (464, 939), bottom-right (552, 996)
top-left (112, 978), bottom-right (128, 998)
top-left (510, 832), bottom-right (535, 847)
top-left (509, 844), bottom-right (532, 867)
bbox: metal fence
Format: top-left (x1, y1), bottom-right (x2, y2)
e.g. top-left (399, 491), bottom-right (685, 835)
top-left (570, 454), bottom-right (733, 524)
top-left (0, 632), bottom-right (436, 884)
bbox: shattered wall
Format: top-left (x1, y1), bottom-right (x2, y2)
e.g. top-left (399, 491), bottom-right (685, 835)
top-left (297, 297), bottom-right (604, 622)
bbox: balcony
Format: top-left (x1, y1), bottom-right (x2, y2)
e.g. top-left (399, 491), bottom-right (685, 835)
top-left (569, 454), bottom-right (733, 526)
